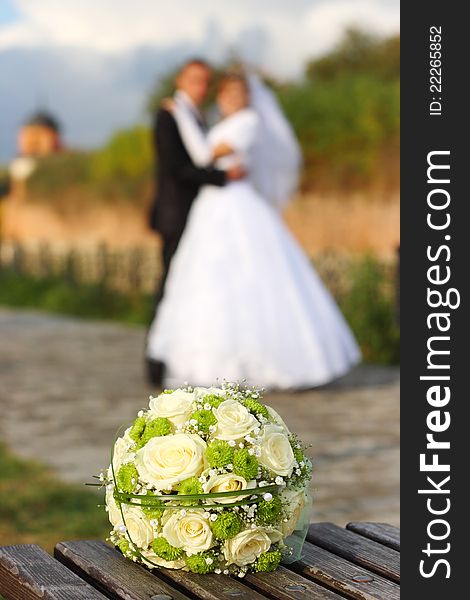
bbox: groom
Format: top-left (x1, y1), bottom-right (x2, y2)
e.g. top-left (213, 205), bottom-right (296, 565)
top-left (147, 58), bottom-right (244, 385)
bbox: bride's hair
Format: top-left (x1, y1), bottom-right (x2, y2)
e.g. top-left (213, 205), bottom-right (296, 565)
top-left (218, 72), bottom-right (249, 94)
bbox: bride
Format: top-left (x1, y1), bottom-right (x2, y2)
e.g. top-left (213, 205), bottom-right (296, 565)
top-left (146, 71), bottom-right (360, 389)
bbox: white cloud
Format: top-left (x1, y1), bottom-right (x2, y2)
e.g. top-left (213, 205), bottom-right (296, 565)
top-left (304, 0), bottom-right (400, 51)
top-left (1, 0), bottom-right (399, 73)
top-left (0, 1), bottom-right (399, 160)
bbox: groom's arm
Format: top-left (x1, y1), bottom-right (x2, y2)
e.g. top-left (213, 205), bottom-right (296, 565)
top-left (155, 110), bottom-right (226, 187)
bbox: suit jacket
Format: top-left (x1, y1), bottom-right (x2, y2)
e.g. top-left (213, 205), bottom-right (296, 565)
top-left (149, 108), bottom-right (226, 237)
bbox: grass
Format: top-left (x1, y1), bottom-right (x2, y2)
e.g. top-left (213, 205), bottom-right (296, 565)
top-left (0, 443), bottom-right (109, 553)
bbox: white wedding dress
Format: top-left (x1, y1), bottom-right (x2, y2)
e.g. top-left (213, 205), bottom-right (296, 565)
top-left (147, 85), bottom-right (360, 390)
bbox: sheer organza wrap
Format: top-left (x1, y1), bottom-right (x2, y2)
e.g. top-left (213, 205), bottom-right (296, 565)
top-left (282, 489), bottom-right (313, 564)
top-left (247, 73), bottom-right (302, 210)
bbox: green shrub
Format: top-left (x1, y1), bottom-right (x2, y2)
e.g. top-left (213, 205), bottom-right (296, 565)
top-left (0, 271), bottom-right (154, 325)
top-left (305, 28), bottom-right (399, 82)
top-left (277, 75), bottom-right (399, 189)
top-left (27, 126), bottom-right (153, 202)
top-left (339, 256), bottom-right (400, 364)
top-left (90, 125), bottom-right (153, 198)
top-left (27, 151), bottom-right (93, 197)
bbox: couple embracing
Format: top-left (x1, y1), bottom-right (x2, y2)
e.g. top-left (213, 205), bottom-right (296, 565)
top-left (147, 59), bottom-right (360, 390)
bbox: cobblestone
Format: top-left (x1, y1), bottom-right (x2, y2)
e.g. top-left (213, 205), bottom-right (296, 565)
top-left (0, 307), bottom-right (399, 526)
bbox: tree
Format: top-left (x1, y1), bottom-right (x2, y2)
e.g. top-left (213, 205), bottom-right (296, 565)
top-left (306, 28), bottom-right (399, 82)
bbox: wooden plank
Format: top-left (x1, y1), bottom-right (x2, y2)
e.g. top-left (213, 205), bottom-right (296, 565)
top-left (0, 544), bottom-right (106, 600)
top-left (346, 523), bottom-right (400, 551)
top-left (244, 565), bottom-right (344, 600)
top-left (153, 566), bottom-right (270, 600)
top-left (55, 540), bottom-right (191, 600)
top-left (307, 523), bottom-right (400, 583)
top-left (288, 541), bottom-right (400, 600)
top-left (57, 539), bottom-right (337, 600)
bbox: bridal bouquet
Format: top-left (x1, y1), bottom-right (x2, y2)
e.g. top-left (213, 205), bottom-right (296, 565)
top-left (99, 383), bottom-right (312, 577)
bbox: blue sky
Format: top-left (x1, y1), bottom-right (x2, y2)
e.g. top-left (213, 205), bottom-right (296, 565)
top-left (0, 0), bottom-right (399, 162)
top-left (0, 1), bottom-right (20, 26)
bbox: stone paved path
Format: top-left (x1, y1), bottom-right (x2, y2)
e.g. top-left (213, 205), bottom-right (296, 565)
top-left (0, 307), bottom-right (399, 526)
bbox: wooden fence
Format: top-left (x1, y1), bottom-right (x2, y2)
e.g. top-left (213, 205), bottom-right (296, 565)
top-left (0, 240), bottom-right (398, 311)
top-left (0, 241), bottom-right (161, 294)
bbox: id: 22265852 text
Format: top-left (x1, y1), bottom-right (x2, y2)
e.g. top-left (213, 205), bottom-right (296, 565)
top-left (429, 26), bottom-right (443, 116)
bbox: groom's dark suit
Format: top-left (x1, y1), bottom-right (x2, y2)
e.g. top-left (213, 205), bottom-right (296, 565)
top-left (149, 107), bottom-right (226, 306)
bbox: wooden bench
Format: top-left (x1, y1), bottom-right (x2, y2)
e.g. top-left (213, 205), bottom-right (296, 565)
top-left (0, 522), bottom-right (400, 600)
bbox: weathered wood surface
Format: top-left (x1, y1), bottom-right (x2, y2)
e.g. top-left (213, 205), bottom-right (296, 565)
top-left (55, 540), bottom-right (191, 600)
top-left (1, 523), bottom-right (400, 600)
top-left (307, 522), bottom-right (400, 583)
top-left (291, 541), bottom-right (400, 600)
top-left (0, 544), bottom-right (106, 600)
top-left (244, 566), bottom-right (344, 599)
top-left (128, 558), bottom-right (268, 600)
top-left (346, 522), bottom-right (400, 551)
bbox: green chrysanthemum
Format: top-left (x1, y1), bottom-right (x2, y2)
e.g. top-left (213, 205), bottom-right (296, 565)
top-left (116, 463), bottom-right (139, 493)
top-left (162, 389), bottom-right (175, 394)
top-left (206, 440), bottom-right (234, 468)
top-left (129, 415), bottom-right (146, 442)
top-left (256, 496), bottom-right (283, 525)
top-left (185, 550), bottom-right (218, 574)
top-left (203, 394), bottom-right (225, 408)
top-left (178, 476), bottom-right (204, 496)
top-left (190, 409), bottom-right (217, 433)
top-left (211, 511), bottom-right (243, 540)
top-left (293, 447), bottom-right (305, 464)
top-left (243, 398), bottom-right (269, 419)
top-left (254, 549), bottom-right (282, 572)
top-left (137, 418), bottom-right (172, 448)
top-left (140, 491), bottom-right (165, 519)
top-left (233, 448), bottom-right (259, 480)
top-left (151, 537), bottom-right (183, 561)
top-left (116, 537), bottom-right (132, 556)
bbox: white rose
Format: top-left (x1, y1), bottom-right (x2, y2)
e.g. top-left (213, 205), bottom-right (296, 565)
top-left (107, 429), bottom-right (135, 481)
top-left (106, 487), bottom-right (123, 528)
top-left (135, 433), bottom-right (206, 490)
top-left (213, 400), bottom-right (260, 441)
top-left (262, 526), bottom-right (284, 544)
top-left (194, 386), bottom-right (226, 400)
top-left (259, 424), bottom-right (295, 477)
top-left (203, 473), bottom-right (255, 504)
top-left (149, 390), bottom-right (194, 426)
top-left (162, 510), bottom-right (213, 555)
top-left (223, 528), bottom-right (271, 566)
top-left (140, 550), bottom-right (186, 570)
top-left (281, 489), bottom-right (308, 537)
top-left (122, 506), bottom-right (154, 549)
top-left (266, 406), bottom-right (291, 435)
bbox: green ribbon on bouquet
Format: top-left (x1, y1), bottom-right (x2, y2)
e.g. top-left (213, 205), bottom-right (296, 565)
top-left (114, 484), bottom-right (281, 510)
